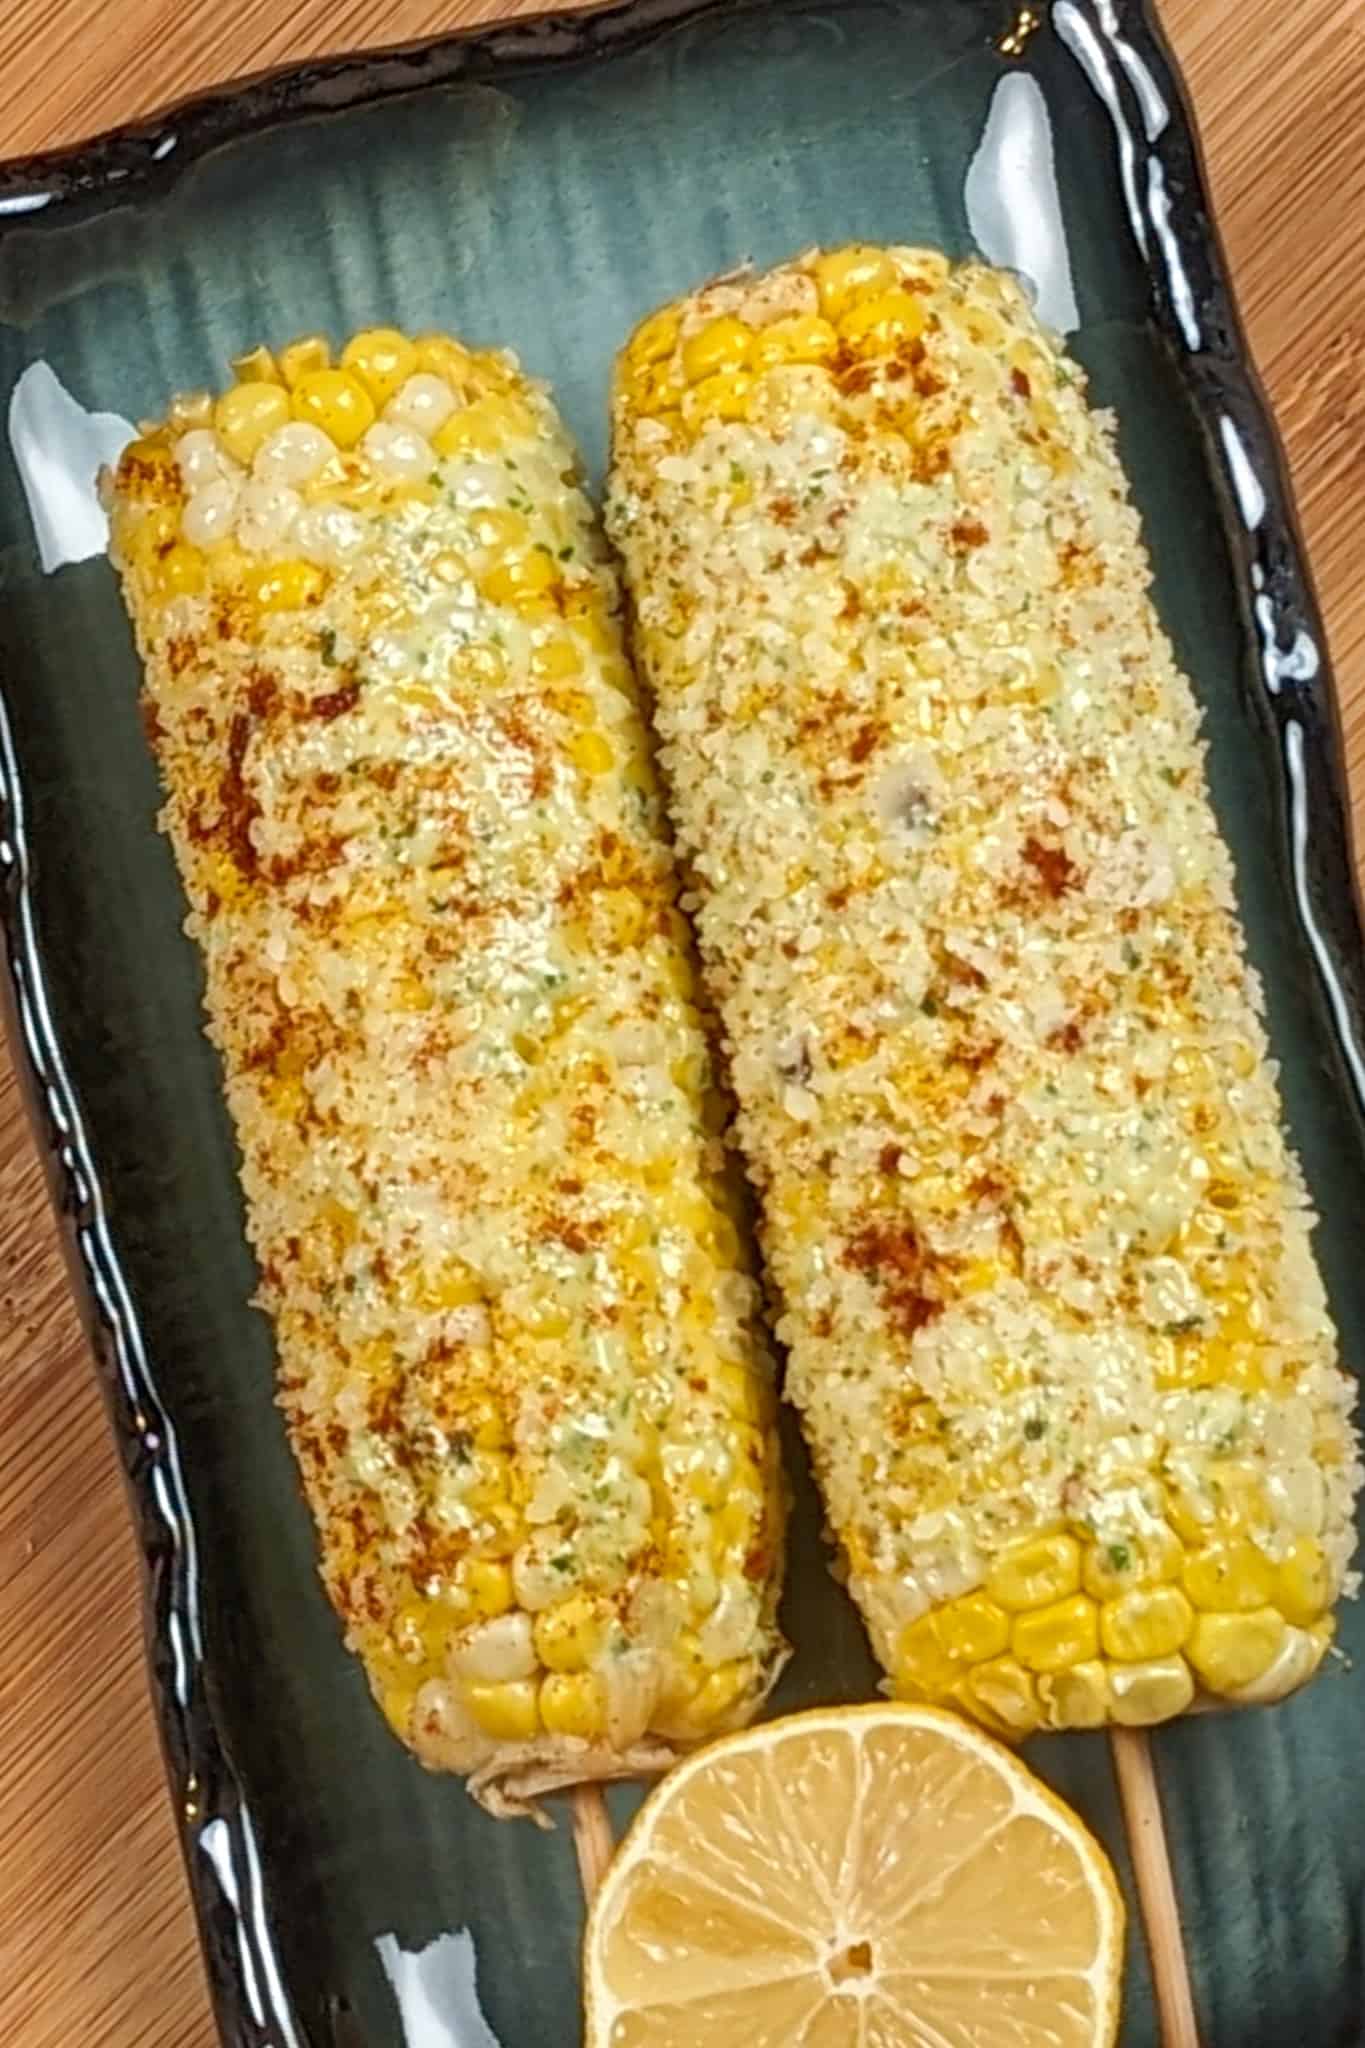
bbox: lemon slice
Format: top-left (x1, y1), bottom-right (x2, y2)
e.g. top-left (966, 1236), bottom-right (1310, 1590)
top-left (584, 1702), bottom-right (1124, 2047)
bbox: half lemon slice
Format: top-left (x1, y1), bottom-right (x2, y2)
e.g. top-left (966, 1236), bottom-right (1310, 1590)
top-left (584, 1702), bottom-right (1124, 2046)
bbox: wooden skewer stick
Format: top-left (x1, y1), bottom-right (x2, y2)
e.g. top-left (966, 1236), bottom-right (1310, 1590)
top-left (1110, 1728), bottom-right (1201, 2048)
top-left (571, 1783), bottom-right (616, 1903)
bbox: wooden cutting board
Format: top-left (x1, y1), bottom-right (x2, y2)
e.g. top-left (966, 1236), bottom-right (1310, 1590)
top-left (1, 3), bottom-right (1362, 2043)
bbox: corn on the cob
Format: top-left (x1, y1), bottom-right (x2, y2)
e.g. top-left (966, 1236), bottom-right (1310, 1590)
top-left (105, 327), bottom-right (786, 1816)
top-left (607, 248), bottom-right (1361, 1736)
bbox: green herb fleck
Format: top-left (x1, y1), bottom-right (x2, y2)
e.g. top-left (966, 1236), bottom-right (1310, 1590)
top-left (318, 628), bottom-right (337, 667)
top-left (1107, 1542), bottom-right (1131, 1574)
top-left (1023, 1415), bottom-right (1046, 1442)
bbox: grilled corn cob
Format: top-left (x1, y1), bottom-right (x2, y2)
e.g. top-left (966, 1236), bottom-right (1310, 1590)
top-left (607, 248), bottom-right (1361, 1736)
top-left (105, 327), bottom-right (786, 1816)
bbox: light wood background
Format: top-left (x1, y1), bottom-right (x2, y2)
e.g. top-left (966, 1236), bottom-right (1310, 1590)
top-left (1, 2), bottom-right (1362, 2043)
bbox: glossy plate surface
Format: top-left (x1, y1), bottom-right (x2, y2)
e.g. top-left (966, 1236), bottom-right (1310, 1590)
top-left (1, 3), bottom-right (1363, 2043)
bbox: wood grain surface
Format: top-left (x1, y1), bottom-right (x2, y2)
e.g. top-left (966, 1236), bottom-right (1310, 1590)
top-left (0, 3), bottom-right (1362, 2043)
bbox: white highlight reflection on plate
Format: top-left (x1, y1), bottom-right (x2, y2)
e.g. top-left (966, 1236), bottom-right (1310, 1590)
top-left (8, 360), bottom-right (134, 573)
top-left (376, 1929), bottom-right (504, 2048)
top-left (964, 73), bottom-right (1079, 336)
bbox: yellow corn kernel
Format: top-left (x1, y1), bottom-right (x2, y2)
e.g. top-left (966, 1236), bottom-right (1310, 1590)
top-left (707, 1211), bottom-right (741, 1266)
top-left (712, 1360), bottom-right (767, 1426)
top-left (116, 436), bottom-right (181, 502)
top-left (957, 302), bottom-right (1009, 351)
top-left (305, 461), bottom-right (385, 515)
top-left (750, 315), bottom-right (839, 373)
top-left (681, 316), bottom-right (753, 384)
top-left (473, 1501), bottom-right (521, 1558)
top-left (120, 503), bottom-right (180, 572)
top-left (986, 1529), bottom-right (1081, 1611)
top-left (203, 851), bottom-right (248, 909)
top-left (1109, 1656), bottom-right (1195, 1726)
top-left (468, 348), bottom-right (518, 393)
top-left (211, 381), bottom-right (291, 468)
top-left (462, 1394), bottom-right (508, 1451)
top-left (681, 371), bottom-right (754, 431)
top-left (1100, 1585), bottom-right (1194, 1662)
top-left (533, 1594), bottom-right (604, 1674)
top-left (229, 345), bottom-right (280, 386)
top-left (266, 1075), bottom-right (306, 1120)
top-left (961, 1655), bottom-right (1040, 1738)
top-left (381, 1682), bottom-right (418, 1738)
top-left (390, 1606), bottom-right (429, 1665)
top-left (672, 1657), bottom-right (756, 1735)
top-left (341, 327), bottom-right (419, 405)
top-left (937, 1592), bottom-right (1011, 1665)
top-left (814, 244), bottom-right (898, 320)
top-left (1182, 1537), bottom-right (1277, 1613)
top-left (1011, 1593), bottom-right (1099, 1675)
top-left (160, 388), bottom-right (214, 433)
top-left (676, 1437), bottom-right (728, 1512)
top-left (462, 1559), bottom-right (514, 1619)
top-left (592, 887), bottom-right (646, 951)
top-left (427, 550), bottom-right (469, 588)
top-left (278, 333), bottom-right (332, 387)
top-left (433, 395), bottom-right (534, 457)
top-left (895, 1614), bottom-right (956, 1698)
top-left (478, 549), bottom-right (557, 612)
top-left (838, 288), bottom-right (928, 353)
top-left (1038, 1660), bottom-right (1111, 1730)
top-left (470, 506), bottom-right (531, 553)
top-left (714, 1491), bottom-right (760, 1557)
top-left (657, 1628), bottom-right (707, 1712)
top-left (291, 368), bottom-right (376, 449)
top-left (152, 541), bottom-right (206, 601)
top-left (414, 332), bottom-right (475, 388)
top-left (1187, 1608), bottom-right (1288, 1695)
top-left (411, 1261), bottom-right (482, 1312)
top-left (1163, 1474), bottom-right (1217, 1544)
top-left (570, 605), bottom-right (621, 663)
top-left (463, 1678), bottom-right (541, 1742)
top-left (1081, 1523), bottom-right (1184, 1600)
top-left (242, 559), bottom-right (328, 615)
top-left (570, 730), bottom-right (615, 778)
top-left (1209, 1459), bottom-right (1272, 1535)
top-left (455, 644), bottom-right (508, 692)
top-left (628, 307), bottom-right (681, 369)
top-left (540, 1671), bottom-right (607, 1740)
top-left (1275, 1536), bottom-right (1333, 1627)
top-left (1006, 338), bottom-right (1054, 393)
top-left (531, 636), bottom-right (585, 683)
top-left (394, 972), bottom-right (434, 1012)
top-left (466, 1449), bottom-right (515, 1515)
top-left (633, 362), bottom-right (685, 418)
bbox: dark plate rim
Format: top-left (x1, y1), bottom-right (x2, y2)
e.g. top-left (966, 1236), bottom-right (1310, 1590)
top-left (2, 3), bottom-right (1363, 2043)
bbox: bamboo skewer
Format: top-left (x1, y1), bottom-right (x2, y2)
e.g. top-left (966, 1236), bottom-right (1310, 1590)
top-left (571, 1784), bottom-right (617, 1904)
top-left (1111, 1728), bottom-right (1201, 2048)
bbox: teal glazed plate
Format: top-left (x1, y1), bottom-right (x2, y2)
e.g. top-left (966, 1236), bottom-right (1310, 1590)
top-left (1, 3), bottom-right (1363, 2043)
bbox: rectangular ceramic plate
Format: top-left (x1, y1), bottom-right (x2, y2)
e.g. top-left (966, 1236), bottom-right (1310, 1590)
top-left (3, 2), bottom-right (1364, 2042)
